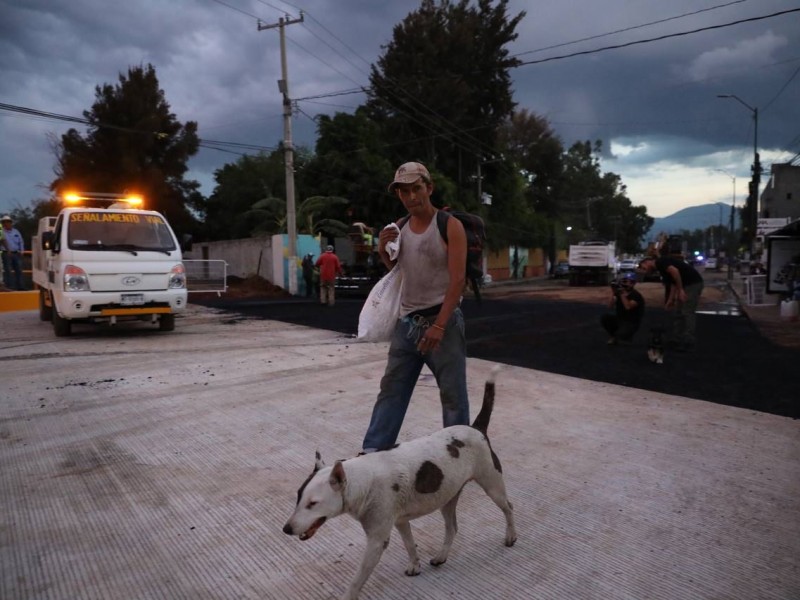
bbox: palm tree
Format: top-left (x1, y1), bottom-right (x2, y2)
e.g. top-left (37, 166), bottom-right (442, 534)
top-left (245, 195), bottom-right (350, 238)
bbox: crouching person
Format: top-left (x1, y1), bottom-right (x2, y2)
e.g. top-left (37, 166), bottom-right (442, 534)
top-left (601, 272), bottom-right (645, 344)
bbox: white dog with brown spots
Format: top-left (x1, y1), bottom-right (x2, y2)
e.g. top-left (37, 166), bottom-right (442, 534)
top-left (283, 367), bottom-right (517, 600)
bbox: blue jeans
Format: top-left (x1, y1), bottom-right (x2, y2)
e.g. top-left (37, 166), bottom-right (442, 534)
top-left (2, 252), bottom-right (24, 290)
top-left (362, 308), bottom-right (469, 452)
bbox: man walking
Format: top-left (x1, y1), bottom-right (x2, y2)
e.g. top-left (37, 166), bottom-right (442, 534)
top-left (1, 215), bottom-right (25, 290)
top-left (639, 254), bottom-right (704, 351)
top-left (361, 161), bottom-right (469, 453)
top-left (315, 245), bottom-right (342, 306)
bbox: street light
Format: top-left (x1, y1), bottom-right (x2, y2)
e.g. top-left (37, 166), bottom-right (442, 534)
top-left (717, 94), bottom-right (760, 250)
top-left (714, 169), bottom-right (736, 280)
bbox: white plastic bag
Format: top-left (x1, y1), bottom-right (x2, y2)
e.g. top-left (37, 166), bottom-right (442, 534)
top-left (384, 222), bottom-right (401, 260)
top-left (357, 268), bottom-right (403, 342)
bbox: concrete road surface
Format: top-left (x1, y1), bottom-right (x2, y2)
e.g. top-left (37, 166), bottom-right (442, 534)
top-left (1, 306), bottom-right (799, 599)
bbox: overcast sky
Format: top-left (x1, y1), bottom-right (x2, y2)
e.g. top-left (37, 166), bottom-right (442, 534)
top-left (1, 0), bottom-right (798, 221)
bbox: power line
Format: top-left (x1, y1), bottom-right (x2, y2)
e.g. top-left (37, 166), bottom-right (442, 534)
top-left (512, 0), bottom-right (750, 58)
top-left (0, 102), bottom-right (278, 154)
top-left (264, 8), bottom-right (507, 160)
top-left (762, 64), bottom-right (800, 114)
top-left (252, 0), bottom-right (292, 14)
top-left (211, 2), bottom-right (796, 171)
top-left (208, 2), bottom-right (493, 160)
top-left (287, 6), bottom-right (800, 158)
top-left (516, 8), bottom-right (800, 67)
top-left (294, 88), bottom-right (364, 102)
top-left (207, 0), bottom-right (262, 21)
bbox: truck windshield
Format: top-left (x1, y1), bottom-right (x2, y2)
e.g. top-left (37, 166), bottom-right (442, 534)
top-left (67, 212), bottom-right (177, 252)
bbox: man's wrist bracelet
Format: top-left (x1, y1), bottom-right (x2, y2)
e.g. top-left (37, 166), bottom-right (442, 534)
top-left (431, 323), bottom-right (446, 332)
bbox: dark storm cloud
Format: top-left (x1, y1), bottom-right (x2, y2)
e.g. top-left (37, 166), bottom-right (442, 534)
top-left (1, 0), bottom-right (798, 217)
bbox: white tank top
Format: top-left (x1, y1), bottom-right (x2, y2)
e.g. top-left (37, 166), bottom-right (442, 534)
top-left (398, 215), bottom-right (449, 317)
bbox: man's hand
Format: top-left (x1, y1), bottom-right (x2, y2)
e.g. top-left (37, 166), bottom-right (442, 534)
top-left (378, 226), bottom-right (399, 254)
top-left (417, 323), bottom-right (444, 354)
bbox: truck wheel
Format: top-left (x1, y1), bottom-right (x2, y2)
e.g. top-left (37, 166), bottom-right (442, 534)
top-left (39, 289), bottom-right (53, 322)
top-left (52, 304), bottom-right (72, 337)
top-left (159, 314), bottom-right (175, 332)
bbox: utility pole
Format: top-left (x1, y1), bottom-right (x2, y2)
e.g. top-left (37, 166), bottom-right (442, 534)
top-left (714, 169), bottom-right (736, 280)
top-left (259, 12), bottom-right (304, 295)
top-left (586, 196), bottom-right (601, 232)
top-left (717, 94), bottom-right (760, 253)
top-left (728, 177), bottom-right (735, 281)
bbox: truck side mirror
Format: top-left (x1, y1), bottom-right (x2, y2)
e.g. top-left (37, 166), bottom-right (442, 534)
top-left (180, 233), bottom-right (193, 253)
top-left (41, 231), bottom-right (54, 251)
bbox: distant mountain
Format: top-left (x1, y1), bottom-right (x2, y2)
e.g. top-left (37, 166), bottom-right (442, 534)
top-left (650, 202), bottom-right (740, 236)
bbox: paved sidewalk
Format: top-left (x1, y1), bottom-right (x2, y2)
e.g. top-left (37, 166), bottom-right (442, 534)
top-left (1, 306), bottom-right (799, 599)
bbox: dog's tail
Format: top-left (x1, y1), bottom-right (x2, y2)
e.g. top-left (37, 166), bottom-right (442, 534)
top-left (471, 365), bottom-right (501, 435)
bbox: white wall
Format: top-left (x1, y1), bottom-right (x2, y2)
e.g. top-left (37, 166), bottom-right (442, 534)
top-left (185, 237), bottom-right (274, 280)
top-left (185, 234), bottom-right (322, 287)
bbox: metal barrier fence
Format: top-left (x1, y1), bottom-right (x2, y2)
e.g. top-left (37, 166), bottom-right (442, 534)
top-left (184, 259), bottom-right (228, 293)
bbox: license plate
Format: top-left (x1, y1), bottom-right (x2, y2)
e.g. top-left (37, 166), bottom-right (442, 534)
top-left (120, 293), bottom-right (145, 306)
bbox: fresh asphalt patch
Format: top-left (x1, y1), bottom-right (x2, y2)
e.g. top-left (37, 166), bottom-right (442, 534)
top-left (193, 294), bottom-right (799, 419)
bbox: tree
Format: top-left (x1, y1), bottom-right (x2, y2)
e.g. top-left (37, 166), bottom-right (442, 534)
top-left (245, 195), bottom-right (351, 239)
top-left (50, 64), bottom-right (201, 234)
top-left (497, 109), bottom-right (563, 204)
top-left (305, 109), bottom-right (396, 228)
top-left (551, 141), bottom-right (652, 254)
top-left (497, 108), bottom-right (565, 264)
top-left (206, 147), bottom-right (352, 240)
top-left (205, 151), bottom-right (287, 240)
top-left (366, 0), bottom-right (524, 199)
top-left (2, 198), bottom-right (62, 248)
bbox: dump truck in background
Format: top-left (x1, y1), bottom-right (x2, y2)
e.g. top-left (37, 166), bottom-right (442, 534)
top-left (334, 222), bottom-right (387, 296)
top-left (32, 193), bottom-right (192, 336)
top-left (568, 240), bottom-right (616, 286)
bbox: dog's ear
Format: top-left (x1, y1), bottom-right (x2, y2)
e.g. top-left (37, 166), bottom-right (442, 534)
top-left (314, 450), bottom-right (325, 472)
top-left (329, 460), bottom-right (346, 491)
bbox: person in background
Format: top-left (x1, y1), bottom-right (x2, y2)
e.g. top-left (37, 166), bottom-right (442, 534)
top-left (1, 215), bottom-right (25, 290)
top-left (315, 245), bottom-right (342, 306)
top-left (601, 272), bottom-right (645, 344)
top-left (361, 161), bottom-right (469, 454)
top-left (301, 253), bottom-right (316, 298)
top-left (638, 254), bottom-right (704, 351)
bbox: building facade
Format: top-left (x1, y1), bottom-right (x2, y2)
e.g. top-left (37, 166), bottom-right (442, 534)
top-left (761, 163), bottom-right (800, 221)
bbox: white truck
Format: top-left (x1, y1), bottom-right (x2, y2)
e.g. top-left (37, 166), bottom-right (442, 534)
top-left (32, 194), bottom-right (191, 336)
top-left (567, 241), bottom-right (616, 286)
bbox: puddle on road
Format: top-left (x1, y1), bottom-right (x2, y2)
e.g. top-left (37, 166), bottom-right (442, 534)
top-left (697, 282), bottom-right (743, 316)
top-left (697, 305), bottom-right (741, 317)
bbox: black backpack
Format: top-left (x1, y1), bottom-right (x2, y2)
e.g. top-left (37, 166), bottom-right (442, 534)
top-left (399, 208), bottom-right (487, 301)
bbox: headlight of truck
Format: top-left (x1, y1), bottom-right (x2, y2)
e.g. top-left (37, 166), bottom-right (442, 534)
top-left (169, 263), bottom-right (186, 289)
top-left (63, 265), bottom-right (90, 291)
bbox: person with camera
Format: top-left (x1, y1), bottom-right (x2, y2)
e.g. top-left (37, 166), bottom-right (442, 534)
top-left (601, 272), bottom-right (645, 345)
